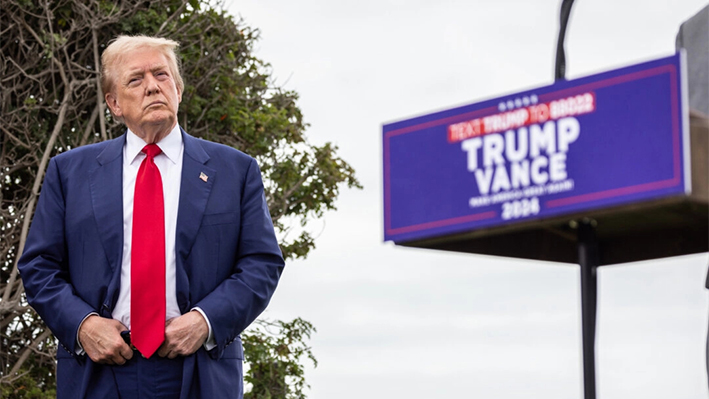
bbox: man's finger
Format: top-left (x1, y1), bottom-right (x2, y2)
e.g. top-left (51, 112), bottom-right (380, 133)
top-left (157, 343), bottom-right (171, 358)
top-left (113, 354), bottom-right (126, 366)
top-left (119, 343), bottom-right (134, 361)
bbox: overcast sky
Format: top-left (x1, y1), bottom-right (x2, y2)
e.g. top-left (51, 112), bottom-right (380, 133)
top-left (225, 1), bottom-right (709, 398)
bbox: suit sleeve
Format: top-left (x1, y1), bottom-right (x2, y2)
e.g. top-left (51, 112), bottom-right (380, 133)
top-left (194, 158), bottom-right (285, 358)
top-left (18, 158), bottom-right (96, 355)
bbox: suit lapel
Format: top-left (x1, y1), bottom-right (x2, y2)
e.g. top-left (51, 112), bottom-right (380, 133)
top-left (89, 135), bottom-right (125, 309)
top-left (175, 130), bottom-right (215, 311)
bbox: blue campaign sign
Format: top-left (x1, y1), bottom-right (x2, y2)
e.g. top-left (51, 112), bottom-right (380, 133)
top-left (383, 53), bottom-right (689, 243)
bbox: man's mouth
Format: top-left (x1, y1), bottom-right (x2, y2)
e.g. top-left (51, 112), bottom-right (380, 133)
top-left (145, 101), bottom-right (166, 109)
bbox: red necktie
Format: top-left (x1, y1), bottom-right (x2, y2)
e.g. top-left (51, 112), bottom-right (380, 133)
top-left (131, 144), bottom-right (165, 358)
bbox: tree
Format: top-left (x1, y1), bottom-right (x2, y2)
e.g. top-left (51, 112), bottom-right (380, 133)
top-left (0, 0), bottom-right (359, 397)
top-left (243, 318), bottom-right (318, 399)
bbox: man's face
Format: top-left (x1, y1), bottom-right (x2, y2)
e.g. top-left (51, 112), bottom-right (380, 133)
top-left (105, 48), bottom-right (182, 138)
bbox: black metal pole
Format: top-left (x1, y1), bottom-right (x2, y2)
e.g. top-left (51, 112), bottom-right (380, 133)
top-left (577, 220), bottom-right (598, 399)
top-left (555, 0), bottom-right (576, 81)
top-left (557, 2), bottom-right (594, 393)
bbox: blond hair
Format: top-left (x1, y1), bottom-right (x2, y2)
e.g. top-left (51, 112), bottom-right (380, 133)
top-left (100, 35), bottom-right (184, 96)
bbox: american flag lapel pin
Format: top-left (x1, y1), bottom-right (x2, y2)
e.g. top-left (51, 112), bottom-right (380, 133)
top-left (199, 172), bottom-right (208, 182)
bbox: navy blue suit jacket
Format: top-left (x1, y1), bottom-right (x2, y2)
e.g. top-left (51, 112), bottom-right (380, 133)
top-left (18, 130), bottom-right (284, 398)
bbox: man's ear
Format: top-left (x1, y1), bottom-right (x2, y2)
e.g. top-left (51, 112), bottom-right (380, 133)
top-left (105, 92), bottom-right (122, 117)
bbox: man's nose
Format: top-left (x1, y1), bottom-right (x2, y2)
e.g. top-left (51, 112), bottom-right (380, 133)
top-left (145, 76), bottom-right (161, 95)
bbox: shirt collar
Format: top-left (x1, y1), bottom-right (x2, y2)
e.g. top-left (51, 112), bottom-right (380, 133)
top-left (126, 124), bottom-right (183, 165)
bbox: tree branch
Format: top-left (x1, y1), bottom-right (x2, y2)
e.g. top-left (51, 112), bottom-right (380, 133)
top-left (6, 329), bottom-right (52, 379)
top-left (158, 0), bottom-right (189, 34)
top-left (92, 28), bottom-right (107, 141)
top-left (2, 77), bottom-right (73, 305)
top-left (0, 125), bottom-right (31, 150)
top-left (80, 103), bottom-right (100, 147)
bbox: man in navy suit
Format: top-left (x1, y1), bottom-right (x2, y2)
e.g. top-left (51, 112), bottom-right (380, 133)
top-left (18, 35), bottom-right (284, 398)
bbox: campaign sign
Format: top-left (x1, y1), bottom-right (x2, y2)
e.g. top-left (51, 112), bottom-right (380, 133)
top-left (383, 53), bottom-right (689, 243)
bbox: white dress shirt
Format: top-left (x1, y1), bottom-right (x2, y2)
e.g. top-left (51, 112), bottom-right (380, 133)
top-left (113, 125), bottom-right (214, 348)
top-left (113, 125), bottom-right (183, 326)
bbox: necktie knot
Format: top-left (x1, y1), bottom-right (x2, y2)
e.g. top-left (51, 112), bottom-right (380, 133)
top-left (142, 144), bottom-right (162, 159)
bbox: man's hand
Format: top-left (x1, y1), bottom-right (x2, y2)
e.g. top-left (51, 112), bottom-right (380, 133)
top-left (158, 310), bottom-right (209, 359)
top-left (78, 315), bottom-right (133, 365)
